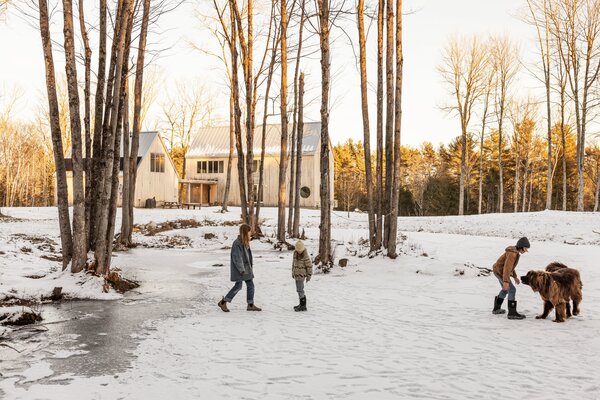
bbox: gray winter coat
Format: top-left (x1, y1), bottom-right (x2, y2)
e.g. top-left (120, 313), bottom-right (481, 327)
top-left (230, 237), bottom-right (254, 282)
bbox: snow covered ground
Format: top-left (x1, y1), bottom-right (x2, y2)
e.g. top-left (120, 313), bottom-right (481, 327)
top-left (1, 207), bottom-right (599, 399)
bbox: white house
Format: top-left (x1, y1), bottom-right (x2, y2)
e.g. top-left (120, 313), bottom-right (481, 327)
top-left (184, 122), bottom-right (334, 208)
top-left (63, 131), bottom-right (179, 207)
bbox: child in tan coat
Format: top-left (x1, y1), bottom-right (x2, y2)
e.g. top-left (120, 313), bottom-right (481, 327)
top-left (491, 237), bottom-right (530, 320)
top-left (292, 241), bottom-right (313, 312)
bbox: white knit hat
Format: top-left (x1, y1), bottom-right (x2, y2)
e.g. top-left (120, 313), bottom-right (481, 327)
top-left (295, 241), bottom-right (305, 253)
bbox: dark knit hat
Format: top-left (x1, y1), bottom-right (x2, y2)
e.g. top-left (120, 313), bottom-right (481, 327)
top-left (516, 237), bottom-right (530, 249)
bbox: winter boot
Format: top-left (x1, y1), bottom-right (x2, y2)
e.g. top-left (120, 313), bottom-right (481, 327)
top-left (293, 298), bottom-right (302, 312)
top-left (507, 300), bottom-right (526, 320)
top-left (247, 304), bottom-right (262, 311)
top-left (492, 296), bottom-right (506, 315)
top-left (294, 297), bottom-right (307, 312)
top-left (218, 297), bottom-right (230, 312)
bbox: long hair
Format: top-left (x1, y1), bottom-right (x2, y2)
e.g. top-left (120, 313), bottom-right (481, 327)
top-left (239, 224), bottom-right (251, 248)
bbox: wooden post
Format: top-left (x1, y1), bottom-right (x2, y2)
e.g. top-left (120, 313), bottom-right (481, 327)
top-left (200, 184), bottom-right (204, 208)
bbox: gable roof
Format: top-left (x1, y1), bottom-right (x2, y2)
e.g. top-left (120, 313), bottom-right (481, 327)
top-left (187, 122), bottom-right (322, 158)
top-left (120, 131), bottom-right (158, 158)
top-left (64, 131), bottom-right (171, 173)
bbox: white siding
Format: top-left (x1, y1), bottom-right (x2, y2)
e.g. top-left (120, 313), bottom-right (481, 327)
top-left (131, 136), bottom-right (179, 207)
top-left (63, 135), bottom-right (179, 208)
top-left (186, 154), bottom-right (326, 208)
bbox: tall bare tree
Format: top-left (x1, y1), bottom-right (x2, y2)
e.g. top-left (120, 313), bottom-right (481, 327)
top-left (525, 0), bottom-right (553, 210)
top-left (387, 0), bottom-right (402, 257)
top-left (375, 0), bottom-right (384, 249)
top-left (292, 72), bottom-right (305, 238)
top-left (38, 0), bottom-right (73, 270)
top-left (62, 0), bottom-right (87, 272)
top-left (256, 4), bottom-right (281, 225)
top-left (491, 36), bottom-right (520, 213)
top-left (288, 0), bottom-right (306, 237)
top-left (277, 0), bottom-right (289, 242)
top-left (383, 0), bottom-right (394, 245)
top-left (478, 62), bottom-right (494, 215)
top-left (439, 36), bottom-right (488, 216)
top-left (357, 0), bottom-right (376, 250)
top-left (121, 0), bottom-right (151, 246)
top-left (316, 0), bottom-right (332, 265)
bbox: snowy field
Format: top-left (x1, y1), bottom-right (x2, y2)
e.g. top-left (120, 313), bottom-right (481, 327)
top-left (1, 206), bottom-right (600, 400)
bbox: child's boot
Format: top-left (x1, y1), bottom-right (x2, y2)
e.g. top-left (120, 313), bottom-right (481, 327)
top-left (507, 300), bottom-right (526, 320)
top-left (492, 296), bottom-right (506, 314)
top-left (295, 296), bottom-right (307, 312)
top-left (293, 297), bottom-right (302, 311)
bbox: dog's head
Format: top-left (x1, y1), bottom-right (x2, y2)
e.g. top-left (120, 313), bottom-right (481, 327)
top-left (521, 270), bottom-right (547, 293)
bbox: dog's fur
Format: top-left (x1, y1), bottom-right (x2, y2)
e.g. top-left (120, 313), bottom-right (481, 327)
top-left (520, 262), bottom-right (582, 323)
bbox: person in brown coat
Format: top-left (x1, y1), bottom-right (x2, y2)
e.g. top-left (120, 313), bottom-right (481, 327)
top-left (292, 241), bottom-right (313, 312)
top-left (492, 237), bottom-right (530, 320)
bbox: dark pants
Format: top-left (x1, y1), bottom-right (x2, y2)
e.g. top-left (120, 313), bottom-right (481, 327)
top-left (224, 279), bottom-right (255, 304)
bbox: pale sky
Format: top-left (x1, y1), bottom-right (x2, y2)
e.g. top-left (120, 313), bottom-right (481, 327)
top-left (0, 0), bottom-right (536, 148)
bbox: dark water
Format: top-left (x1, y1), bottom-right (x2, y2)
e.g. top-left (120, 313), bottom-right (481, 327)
top-left (0, 247), bottom-right (223, 387)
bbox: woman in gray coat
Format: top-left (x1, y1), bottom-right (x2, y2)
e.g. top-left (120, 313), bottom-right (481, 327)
top-left (218, 224), bottom-right (262, 312)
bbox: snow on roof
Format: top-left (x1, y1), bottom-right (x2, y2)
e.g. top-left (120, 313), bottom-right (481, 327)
top-left (187, 123), bottom-right (322, 158)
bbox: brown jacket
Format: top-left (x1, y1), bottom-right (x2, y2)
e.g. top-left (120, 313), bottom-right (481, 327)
top-left (292, 250), bottom-right (313, 280)
top-left (492, 246), bottom-right (520, 282)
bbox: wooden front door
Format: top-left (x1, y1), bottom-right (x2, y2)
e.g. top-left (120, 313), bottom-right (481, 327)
top-left (191, 184), bottom-right (202, 203)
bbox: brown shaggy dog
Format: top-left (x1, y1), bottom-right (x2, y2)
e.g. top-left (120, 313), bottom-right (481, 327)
top-left (520, 262), bottom-right (583, 323)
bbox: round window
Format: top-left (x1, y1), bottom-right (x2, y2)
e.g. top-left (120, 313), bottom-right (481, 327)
top-left (300, 186), bottom-right (311, 198)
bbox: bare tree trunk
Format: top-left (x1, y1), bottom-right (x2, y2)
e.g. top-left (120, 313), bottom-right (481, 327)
top-left (383, 0), bottom-right (394, 247)
top-left (38, 0), bottom-right (73, 270)
top-left (121, 75), bottom-right (131, 243)
top-left (595, 159), bottom-right (600, 212)
top-left (89, 0), bottom-right (107, 250)
top-left (62, 0), bottom-right (87, 272)
top-left (478, 87), bottom-right (490, 215)
top-left (526, 0), bottom-right (552, 210)
top-left (375, 0), bottom-right (384, 249)
top-left (387, 0), bottom-right (402, 257)
top-left (288, 0), bottom-right (305, 236)
top-left (293, 72), bottom-right (305, 238)
top-left (514, 135), bottom-right (520, 213)
top-left (230, 7), bottom-right (248, 222)
top-left (95, 0), bottom-right (133, 274)
top-left (317, 0), bottom-right (332, 266)
top-left (498, 125), bottom-right (504, 213)
top-left (357, 0), bottom-right (376, 251)
top-left (78, 0), bottom-right (92, 248)
top-left (522, 154), bottom-right (530, 212)
top-left (277, 0), bottom-right (289, 242)
top-left (222, 91), bottom-right (234, 212)
top-left (241, 0), bottom-right (256, 228)
top-left (125, 0), bottom-right (150, 244)
top-left (256, 21), bottom-right (279, 224)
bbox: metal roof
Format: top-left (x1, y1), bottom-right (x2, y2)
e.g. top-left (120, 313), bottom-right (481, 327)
top-left (120, 131), bottom-right (157, 158)
top-left (187, 122), bottom-right (322, 158)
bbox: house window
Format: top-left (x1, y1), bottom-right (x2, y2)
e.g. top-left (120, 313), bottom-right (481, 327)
top-left (252, 159), bottom-right (262, 173)
top-left (150, 153), bottom-right (165, 173)
top-left (197, 160), bottom-right (224, 174)
top-left (300, 186), bottom-right (311, 198)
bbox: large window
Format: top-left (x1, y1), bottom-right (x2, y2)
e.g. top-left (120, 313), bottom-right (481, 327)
top-left (197, 160), bottom-right (224, 174)
top-left (150, 153), bottom-right (165, 173)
